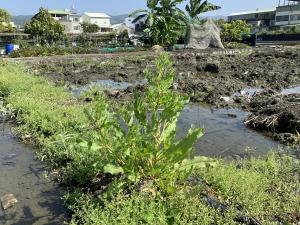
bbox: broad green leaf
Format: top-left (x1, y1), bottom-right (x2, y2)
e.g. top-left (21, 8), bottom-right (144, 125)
top-left (175, 156), bottom-right (218, 172)
top-left (163, 128), bottom-right (204, 163)
top-left (104, 164), bottom-right (124, 175)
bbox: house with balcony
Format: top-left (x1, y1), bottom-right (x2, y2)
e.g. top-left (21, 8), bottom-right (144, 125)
top-left (275, 0), bottom-right (300, 26)
top-left (49, 10), bottom-right (82, 34)
top-left (228, 0), bottom-right (300, 30)
top-left (81, 13), bottom-right (112, 32)
top-left (228, 9), bottom-right (276, 29)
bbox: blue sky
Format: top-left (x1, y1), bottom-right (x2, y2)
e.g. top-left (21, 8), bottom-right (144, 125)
top-left (0, 0), bottom-right (279, 16)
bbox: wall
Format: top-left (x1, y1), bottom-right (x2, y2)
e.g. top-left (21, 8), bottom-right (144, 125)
top-left (275, 5), bottom-right (300, 26)
top-left (89, 18), bottom-right (111, 28)
top-left (60, 21), bottom-right (82, 34)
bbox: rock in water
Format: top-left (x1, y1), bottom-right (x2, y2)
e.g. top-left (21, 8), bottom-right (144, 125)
top-left (1, 194), bottom-right (18, 210)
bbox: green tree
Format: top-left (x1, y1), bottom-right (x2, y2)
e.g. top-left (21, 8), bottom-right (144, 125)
top-left (145, 0), bottom-right (187, 47)
top-left (0, 8), bottom-right (14, 33)
top-left (185, 0), bottom-right (221, 19)
top-left (81, 22), bottom-right (99, 33)
top-left (25, 8), bottom-right (64, 45)
top-left (221, 20), bottom-right (252, 43)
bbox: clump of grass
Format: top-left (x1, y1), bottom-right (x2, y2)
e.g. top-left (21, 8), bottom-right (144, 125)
top-left (69, 191), bottom-right (238, 225)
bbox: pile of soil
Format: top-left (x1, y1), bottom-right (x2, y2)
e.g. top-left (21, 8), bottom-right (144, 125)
top-left (245, 90), bottom-right (300, 144)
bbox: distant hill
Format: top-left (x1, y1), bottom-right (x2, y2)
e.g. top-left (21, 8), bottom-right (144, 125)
top-left (12, 15), bottom-right (33, 27)
top-left (110, 14), bottom-right (128, 25)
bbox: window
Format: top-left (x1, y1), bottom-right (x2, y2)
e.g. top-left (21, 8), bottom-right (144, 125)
top-left (290, 14), bottom-right (300, 21)
top-left (74, 26), bottom-right (80, 30)
top-left (276, 15), bottom-right (289, 22)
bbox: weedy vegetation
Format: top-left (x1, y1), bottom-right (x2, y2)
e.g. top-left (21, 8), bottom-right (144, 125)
top-left (0, 54), bottom-right (299, 225)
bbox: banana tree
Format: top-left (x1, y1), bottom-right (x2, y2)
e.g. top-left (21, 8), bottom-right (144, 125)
top-left (132, 0), bottom-right (187, 47)
top-left (186, 0), bottom-right (221, 19)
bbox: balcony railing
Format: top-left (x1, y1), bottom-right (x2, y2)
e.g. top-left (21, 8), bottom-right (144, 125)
top-left (278, 0), bottom-right (300, 6)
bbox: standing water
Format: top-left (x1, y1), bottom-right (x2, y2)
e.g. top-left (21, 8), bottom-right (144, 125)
top-left (0, 124), bottom-right (66, 225)
top-left (178, 104), bottom-right (283, 158)
top-left (72, 80), bottom-right (285, 158)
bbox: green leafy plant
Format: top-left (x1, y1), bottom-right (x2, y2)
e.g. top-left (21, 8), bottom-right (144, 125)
top-left (135, 0), bottom-right (187, 47)
top-left (81, 22), bottom-right (99, 33)
top-left (82, 53), bottom-right (209, 193)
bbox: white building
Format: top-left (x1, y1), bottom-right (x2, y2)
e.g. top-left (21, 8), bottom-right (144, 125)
top-left (228, 0), bottom-right (300, 29)
top-left (81, 13), bottom-right (112, 32)
top-left (275, 1), bottom-right (300, 26)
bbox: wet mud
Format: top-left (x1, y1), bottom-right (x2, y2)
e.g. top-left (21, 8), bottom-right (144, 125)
top-left (0, 123), bottom-right (67, 225)
top-left (244, 90), bottom-right (300, 144)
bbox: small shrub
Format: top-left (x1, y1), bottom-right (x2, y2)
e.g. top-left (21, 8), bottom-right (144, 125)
top-left (78, 53), bottom-right (212, 194)
top-left (221, 20), bottom-right (252, 43)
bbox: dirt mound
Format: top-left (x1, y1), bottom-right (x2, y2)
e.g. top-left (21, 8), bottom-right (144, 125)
top-left (245, 92), bottom-right (300, 143)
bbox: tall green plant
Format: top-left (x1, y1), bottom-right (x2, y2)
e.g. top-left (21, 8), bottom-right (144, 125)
top-left (82, 53), bottom-right (211, 193)
top-left (145, 0), bottom-right (187, 46)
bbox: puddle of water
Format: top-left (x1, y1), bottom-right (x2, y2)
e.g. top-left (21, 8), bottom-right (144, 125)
top-left (281, 86), bottom-right (300, 95)
top-left (0, 124), bottom-right (66, 225)
top-left (71, 79), bottom-right (147, 97)
top-left (234, 85), bottom-right (300, 98)
top-left (178, 104), bottom-right (283, 158)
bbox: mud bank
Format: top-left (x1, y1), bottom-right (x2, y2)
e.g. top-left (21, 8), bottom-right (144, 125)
top-left (0, 123), bottom-right (66, 225)
top-left (244, 90), bottom-right (300, 144)
top-left (17, 46), bottom-right (300, 107)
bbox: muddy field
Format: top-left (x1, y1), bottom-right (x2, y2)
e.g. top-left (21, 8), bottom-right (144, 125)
top-left (11, 46), bottom-right (300, 145)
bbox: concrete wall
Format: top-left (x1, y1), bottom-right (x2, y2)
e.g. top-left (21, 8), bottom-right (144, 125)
top-left (82, 14), bottom-right (111, 28)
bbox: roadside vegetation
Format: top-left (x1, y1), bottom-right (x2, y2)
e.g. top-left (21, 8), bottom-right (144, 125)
top-left (0, 54), bottom-right (299, 224)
